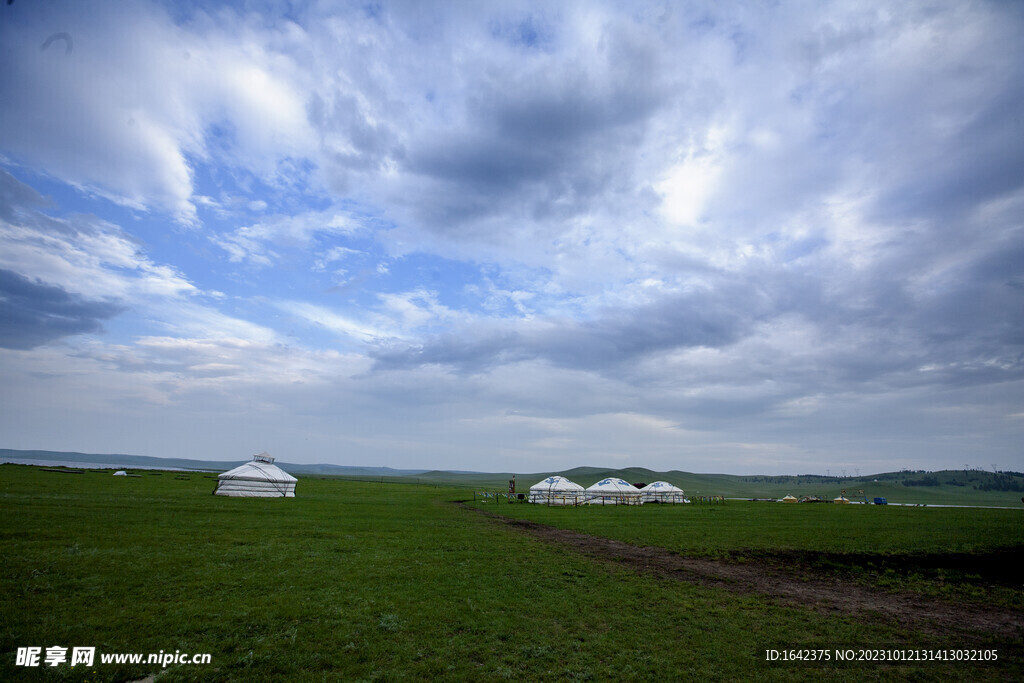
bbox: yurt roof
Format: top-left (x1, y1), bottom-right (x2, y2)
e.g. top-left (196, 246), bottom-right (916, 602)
top-left (641, 481), bottom-right (682, 492)
top-left (219, 459), bottom-right (297, 483)
top-left (529, 475), bottom-right (584, 491)
top-left (586, 477), bottom-right (639, 492)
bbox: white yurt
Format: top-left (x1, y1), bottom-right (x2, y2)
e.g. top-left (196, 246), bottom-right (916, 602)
top-left (640, 481), bottom-right (689, 504)
top-left (113, 470), bottom-right (128, 476)
top-left (214, 452), bottom-right (297, 497)
top-left (781, 495), bottom-right (798, 503)
top-left (528, 476), bottom-right (586, 505)
top-left (585, 478), bottom-right (642, 505)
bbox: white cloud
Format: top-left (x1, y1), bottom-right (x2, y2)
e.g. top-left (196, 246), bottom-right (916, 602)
top-left (657, 124), bottom-right (728, 226)
top-left (0, 172), bottom-right (278, 348)
top-left (0, 2), bottom-right (317, 224)
top-left (0, 216), bottom-right (195, 302)
top-left (212, 210), bottom-right (364, 265)
top-left (313, 246), bottom-right (361, 272)
top-left (658, 156), bottom-right (722, 227)
top-left (276, 301), bottom-right (395, 342)
top-left (378, 289), bottom-right (461, 331)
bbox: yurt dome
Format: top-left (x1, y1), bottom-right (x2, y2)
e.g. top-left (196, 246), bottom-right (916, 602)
top-left (214, 452), bottom-right (297, 498)
top-left (585, 478), bottom-right (642, 505)
top-left (640, 481), bottom-right (689, 504)
top-left (528, 476), bottom-right (585, 505)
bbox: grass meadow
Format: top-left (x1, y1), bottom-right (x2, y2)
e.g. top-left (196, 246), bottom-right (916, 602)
top-left (476, 495), bottom-right (1023, 555)
top-left (1, 464), bottom-right (1021, 681)
top-left (476, 496), bottom-right (1024, 611)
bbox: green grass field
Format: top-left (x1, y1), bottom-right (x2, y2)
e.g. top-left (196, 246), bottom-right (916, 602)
top-left (2, 464), bottom-right (1021, 681)
top-left (473, 495), bottom-right (1024, 610)
top-left (473, 496), bottom-right (1024, 556)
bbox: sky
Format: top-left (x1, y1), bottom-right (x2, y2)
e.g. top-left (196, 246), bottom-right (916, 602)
top-left (1, 0), bottom-right (1022, 475)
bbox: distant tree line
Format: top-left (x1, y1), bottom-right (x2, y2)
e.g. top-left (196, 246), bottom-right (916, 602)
top-left (974, 474), bottom-right (1024, 492)
top-left (902, 476), bottom-right (941, 487)
top-left (897, 472), bottom-right (1024, 491)
top-left (742, 470), bottom-right (1023, 491)
top-left (742, 476), bottom-right (838, 484)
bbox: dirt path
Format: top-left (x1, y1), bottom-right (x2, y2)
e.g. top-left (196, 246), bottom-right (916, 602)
top-left (465, 504), bottom-right (1023, 639)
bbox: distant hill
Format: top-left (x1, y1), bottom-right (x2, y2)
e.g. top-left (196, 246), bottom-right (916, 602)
top-left (0, 449), bottom-right (428, 478)
top-left (3, 448), bottom-right (1022, 506)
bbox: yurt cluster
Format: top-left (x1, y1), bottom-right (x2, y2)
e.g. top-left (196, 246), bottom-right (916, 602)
top-left (204, 453), bottom-right (690, 504)
top-left (527, 476), bottom-right (689, 506)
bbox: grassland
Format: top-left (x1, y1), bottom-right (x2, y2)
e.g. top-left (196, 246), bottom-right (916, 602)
top-left (472, 496), bottom-right (1024, 556)
top-left (473, 496), bottom-right (1024, 610)
top-left (1, 464), bottom-right (1021, 681)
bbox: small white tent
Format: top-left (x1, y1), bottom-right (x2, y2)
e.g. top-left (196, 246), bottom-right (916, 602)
top-left (528, 476), bottom-right (586, 505)
top-left (113, 470), bottom-right (128, 476)
top-left (585, 478), bottom-right (642, 505)
top-left (214, 453), bottom-right (297, 498)
top-left (640, 481), bottom-right (689, 504)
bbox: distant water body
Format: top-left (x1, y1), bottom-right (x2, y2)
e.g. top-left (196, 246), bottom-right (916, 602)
top-left (1, 457), bottom-right (209, 472)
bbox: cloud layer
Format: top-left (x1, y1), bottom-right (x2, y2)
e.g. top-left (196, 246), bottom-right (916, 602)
top-left (1, 0), bottom-right (1022, 474)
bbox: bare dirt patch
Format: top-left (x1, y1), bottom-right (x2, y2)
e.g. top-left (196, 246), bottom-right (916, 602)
top-left (464, 504), bottom-right (1024, 640)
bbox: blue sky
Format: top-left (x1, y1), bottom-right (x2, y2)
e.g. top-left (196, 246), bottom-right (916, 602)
top-left (1, 0), bottom-right (1022, 474)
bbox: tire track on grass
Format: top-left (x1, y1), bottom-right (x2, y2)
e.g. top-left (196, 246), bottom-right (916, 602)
top-left (462, 503), bottom-right (1023, 639)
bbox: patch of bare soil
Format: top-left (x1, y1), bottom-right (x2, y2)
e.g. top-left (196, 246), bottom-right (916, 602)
top-left (464, 504), bottom-right (1023, 640)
